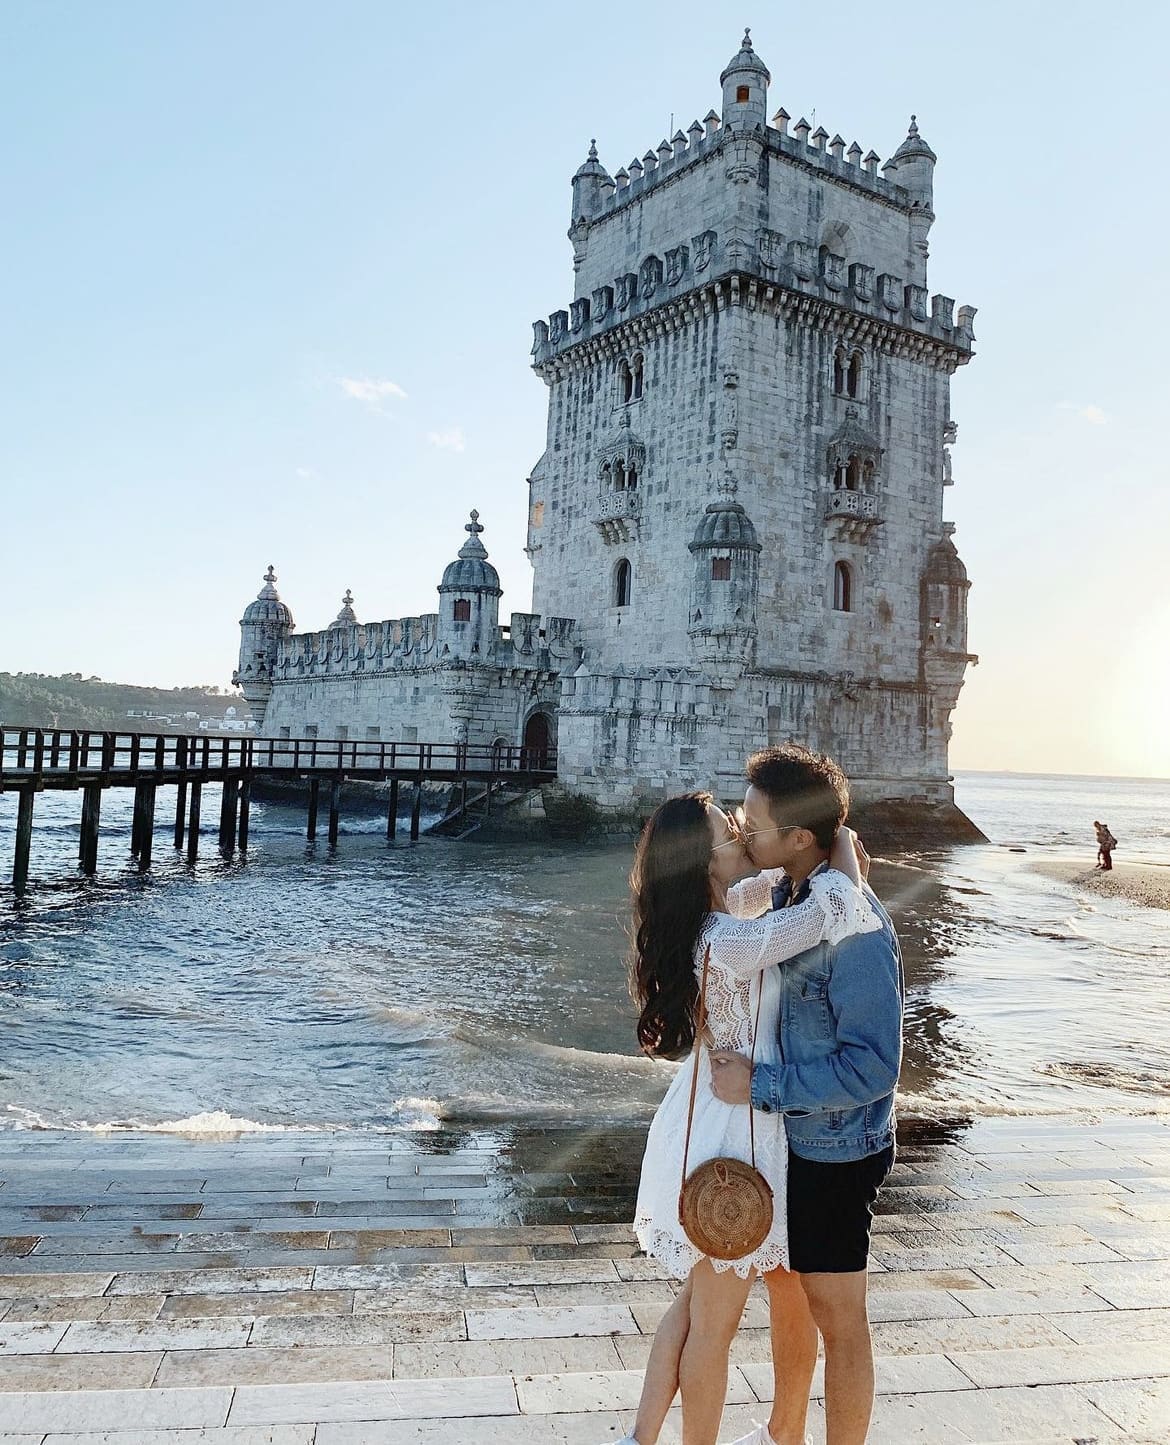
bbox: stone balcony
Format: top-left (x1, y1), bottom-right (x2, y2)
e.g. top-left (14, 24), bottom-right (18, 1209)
top-left (825, 487), bottom-right (883, 539)
top-left (594, 488), bottom-right (641, 545)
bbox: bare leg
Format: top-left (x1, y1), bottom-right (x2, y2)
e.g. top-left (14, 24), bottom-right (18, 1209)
top-left (630, 1277), bottom-right (693, 1445)
top-left (801, 1272), bottom-right (873, 1445)
top-left (762, 1267), bottom-right (819, 1445)
top-left (679, 1258), bottom-right (755, 1445)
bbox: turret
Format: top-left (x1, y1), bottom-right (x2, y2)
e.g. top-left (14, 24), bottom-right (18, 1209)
top-left (329, 589), bottom-right (358, 629)
top-left (720, 29), bottom-right (770, 132)
top-left (437, 510), bottom-right (502, 661)
top-left (886, 116), bottom-right (936, 210)
top-left (234, 565), bottom-right (294, 725)
top-left (571, 139), bottom-right (611, 222)
top-left (688, 476), bottom-right (761, 666)
top-left (922, 529), bottom-right (971, 657)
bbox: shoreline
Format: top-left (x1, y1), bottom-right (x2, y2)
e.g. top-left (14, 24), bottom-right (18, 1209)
top-left (1032, 858), bottom-right (1170, 910)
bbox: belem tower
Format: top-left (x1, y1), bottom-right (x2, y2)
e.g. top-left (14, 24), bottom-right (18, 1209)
top-left (233, 32), bottom-right (979, 832)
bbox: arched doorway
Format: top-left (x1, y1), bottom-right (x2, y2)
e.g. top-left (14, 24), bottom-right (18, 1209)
top-left (522, 711), bottom-right (552, 768)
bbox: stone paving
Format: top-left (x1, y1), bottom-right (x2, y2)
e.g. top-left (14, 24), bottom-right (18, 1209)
top-left (0, 1117), bottom-right (1167, 1442)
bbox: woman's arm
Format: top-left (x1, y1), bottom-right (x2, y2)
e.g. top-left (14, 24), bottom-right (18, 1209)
top-left (709, 862), bottom-right (878, 983)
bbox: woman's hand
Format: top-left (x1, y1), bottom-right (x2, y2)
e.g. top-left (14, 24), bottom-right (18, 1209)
top-left (855, 835), bottom-right (871, 882)
top-left (830, 825), bottom-right (863, 887)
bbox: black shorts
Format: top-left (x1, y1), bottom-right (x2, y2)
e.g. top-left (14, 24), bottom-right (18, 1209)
top-left (786, 1143), bottom-right (894, 1274)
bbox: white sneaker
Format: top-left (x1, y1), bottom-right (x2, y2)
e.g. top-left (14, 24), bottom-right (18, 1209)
top-left (724, 1427), bottom-right (777, 1445)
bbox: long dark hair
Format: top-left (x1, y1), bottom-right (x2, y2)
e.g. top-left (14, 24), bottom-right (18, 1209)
top-left (629, 792), bottom-right (715, 1059)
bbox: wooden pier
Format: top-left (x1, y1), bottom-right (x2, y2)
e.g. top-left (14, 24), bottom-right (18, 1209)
top-left (0, 729), bottom-right (557, 894)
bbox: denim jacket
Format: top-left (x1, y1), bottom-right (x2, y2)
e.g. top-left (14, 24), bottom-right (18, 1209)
top-left (735, 867), bottom-right (904, 1162)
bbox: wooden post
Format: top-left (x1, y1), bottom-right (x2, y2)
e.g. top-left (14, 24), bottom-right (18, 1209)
top-left (13, 788), bottom-right (34, 895)
top-left (460, 778), bottom-right (469, 823)
top-left (219, 776), bottom-right (238, 854)
top-left (80, 783), bottom-right (101, 875)
top-left (328, 778), bottom-right (341, 848)
top-left (187, 782), bottom-right (201, 865)
top-left (410, 777), bottom-right (423, 841)
top-left (130, 782), bottom-right (146, 856)
top-left (174, 779), bottom-right (187, 850)
top-left (237, 779), bottom-right (251, 853)
top-left (138, 783), bottom-right (156, 870)
top-left (386, 777), bottom-right (399, 839)
top-left (307, 778), bottom-right (320, 841)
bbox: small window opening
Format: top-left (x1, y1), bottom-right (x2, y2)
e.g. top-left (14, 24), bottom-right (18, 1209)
top-left (613, 459), bottom-right (626, 490)
top-left (846, 456), bottom-right (862, 491)
top-left (833, 460), bottom-right (847, 490)
top-left (627, 464), bottom-right (638, 490)
top-left (833, 561), bottom-right (853, 613)
top-left (619, 359), bottom-right (633, 404)
top-left (453, 599), bottom-right (472, 622)
top-left (712, 557), bottom-right (732, 581)
top-left (614, 558), bottom-right (632, 608)
top-left (632, 353), bottom-right (644, 400)
top-left (736, 85), bottom-right (751, 103)
top-left (862, 458), bottom-right (875, 488)
top-left (847, 351), bottom-right (863, 399)
top-left (833, 347), bottom-right (846, 395)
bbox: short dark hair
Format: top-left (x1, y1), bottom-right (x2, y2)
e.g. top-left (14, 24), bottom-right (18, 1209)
top-left (745, 745), bottom-right (849, 850)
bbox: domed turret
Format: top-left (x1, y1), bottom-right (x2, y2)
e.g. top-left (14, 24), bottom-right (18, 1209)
top-left (688, 475), bottom-right (762, 666)
top-left (886, 116), bottom-right (935, 210)
top-left (329, 589), bottom-right (359, 629)
top-left (235, 565), bottom-right (295, 725)
top-left (571, 139), bottom-right (612, 222)
top-left (720, 28), bottom-right (770, 132)
top-left (922, 528), bottom-right (971, 655)
top-left (438, 511), bottom-right (503, 660)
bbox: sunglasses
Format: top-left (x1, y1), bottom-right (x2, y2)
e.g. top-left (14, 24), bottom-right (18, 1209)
top-left (731, 806), bottom-right (802, 843)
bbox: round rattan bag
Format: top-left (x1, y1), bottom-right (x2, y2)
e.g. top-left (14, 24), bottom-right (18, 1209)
top-left (677, 947), bottom-right (774, 1261)
top-left (679, 1156), bottom-right (774, 1260)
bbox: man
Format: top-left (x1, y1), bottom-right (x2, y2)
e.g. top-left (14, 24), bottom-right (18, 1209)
top-left (1094, 820), bottom-right (1117, 871)
top-left (710, 745), bottom-right (904, 1445)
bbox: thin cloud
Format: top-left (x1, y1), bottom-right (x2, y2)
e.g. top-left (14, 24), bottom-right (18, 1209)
top-left (427, 427), bottom-right (466, 453)
top-left (1056, 400), bottom-right (1110, 426)
top-left (338, 377), bottom-right (408, 407)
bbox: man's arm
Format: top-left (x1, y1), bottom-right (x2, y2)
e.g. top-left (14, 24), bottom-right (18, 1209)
top-left (751, 924), bottom-right (903, 1115)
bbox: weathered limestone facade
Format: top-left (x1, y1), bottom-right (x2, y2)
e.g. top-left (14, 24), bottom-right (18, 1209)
top-left (528, 31), bottom-right (977, 812)
top-left (234, 33), bottom-right (977, 825)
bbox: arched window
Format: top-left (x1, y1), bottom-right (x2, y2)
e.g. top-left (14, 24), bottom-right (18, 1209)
top-left (631, 353), bottom-right (644, 400)
top-left (627, 464), bottom-right (638, 490)
top-left (832, 347), bottom-right (846, 396)
top-left (846, 456), bottom-right (862, 491)
top-left (847, 350), bottom-right (864, 399)
top-left (712, 557), bottom-right (732, 581)
top-left (453, 599), bottom-right (471, 622)
top-left (613, 459), bottom-right (626, 490)
top-left (833, 460), bottom-right (847, 491)
top-left (736, 85), bottom-right (750, 103)
top-left (833, 561), bottom-right (853, 613)
top-left (600, 461), bottom-right (612, 490)
top-left (619, 359), bottom-right (633, 405)
top-left (862, 458), bottom-right (875, 489)
top-left (614, 558), bottom-right (632, 608)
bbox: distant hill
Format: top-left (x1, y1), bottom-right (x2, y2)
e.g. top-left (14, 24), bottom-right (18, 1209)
top-left (0, 673), bottom-right (238, 733)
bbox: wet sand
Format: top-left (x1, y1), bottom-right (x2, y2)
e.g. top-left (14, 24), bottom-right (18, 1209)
top-left (1033, 858), bottom-right (1170, 910)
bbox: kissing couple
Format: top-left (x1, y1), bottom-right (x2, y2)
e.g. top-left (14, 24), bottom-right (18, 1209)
top-left (611, 745), bottom-right (903, 1445)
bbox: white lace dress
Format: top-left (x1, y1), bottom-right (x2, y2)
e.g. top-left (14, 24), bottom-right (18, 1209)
top-left (632, 869), bottom-right (881, 1280)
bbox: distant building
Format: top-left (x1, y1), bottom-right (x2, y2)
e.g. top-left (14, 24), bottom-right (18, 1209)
top-left (234, 33), bottom-right (977, 826)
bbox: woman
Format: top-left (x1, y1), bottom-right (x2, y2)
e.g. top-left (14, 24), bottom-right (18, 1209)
top-left (610, 793), bottom-right (878, 1445)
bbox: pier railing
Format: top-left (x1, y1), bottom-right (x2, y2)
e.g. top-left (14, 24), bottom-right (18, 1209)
top-left (0, 727), bottom-right (558, 893)
top-left (0, 729), bottom-right (557, 784)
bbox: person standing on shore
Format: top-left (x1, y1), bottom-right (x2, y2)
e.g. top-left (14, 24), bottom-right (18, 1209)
top-left (610, 794), bottom-right (877, 1445)
top-left (709, 746), bottom-right (904, 1445)
top-left (1094, 820), bottom-right (1117, 871)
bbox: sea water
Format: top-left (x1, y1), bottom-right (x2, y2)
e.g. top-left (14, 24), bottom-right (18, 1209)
top-left (0, 771), bottom-right (1166, 1132)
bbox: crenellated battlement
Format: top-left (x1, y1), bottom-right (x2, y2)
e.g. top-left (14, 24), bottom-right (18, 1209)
top-left (268, 612), bottom-right (580, 683)
top-left (533, 241), bottom-right (976, 370)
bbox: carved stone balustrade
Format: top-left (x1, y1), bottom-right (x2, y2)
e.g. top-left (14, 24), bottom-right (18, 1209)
top-left (824, 488), bottom-right (882, 540)
top-left (594, 488), bottom-right (642, 544)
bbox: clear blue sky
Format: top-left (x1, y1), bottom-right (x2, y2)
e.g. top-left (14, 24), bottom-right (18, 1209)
top-left (2, 1), bottom-right (1166, 775)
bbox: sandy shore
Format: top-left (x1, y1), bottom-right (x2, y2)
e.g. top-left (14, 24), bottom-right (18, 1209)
top-left (1032, 858), bottom-right (1170, 910)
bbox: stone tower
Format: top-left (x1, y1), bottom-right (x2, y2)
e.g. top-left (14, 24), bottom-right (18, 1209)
top-left (528, 31), bottom-right (979, 817)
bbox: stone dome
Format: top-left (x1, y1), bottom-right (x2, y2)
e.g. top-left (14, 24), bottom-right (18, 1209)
top-left (720, 28), bottom-right (771, 84)
top-left (925, 535), bottom-right (968, 584)
top-left (242, 565), bottom-right (294, 628)
top-left (689, 477), bottom-right (762, 552)
top-left (439, 511), bottom-right (502, 595)
top-left (892, 115), bottom-right (936, 164)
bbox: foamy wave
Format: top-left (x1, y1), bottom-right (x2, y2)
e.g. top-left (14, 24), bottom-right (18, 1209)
top-left (1, 1104), bottom-right (338, 1135)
